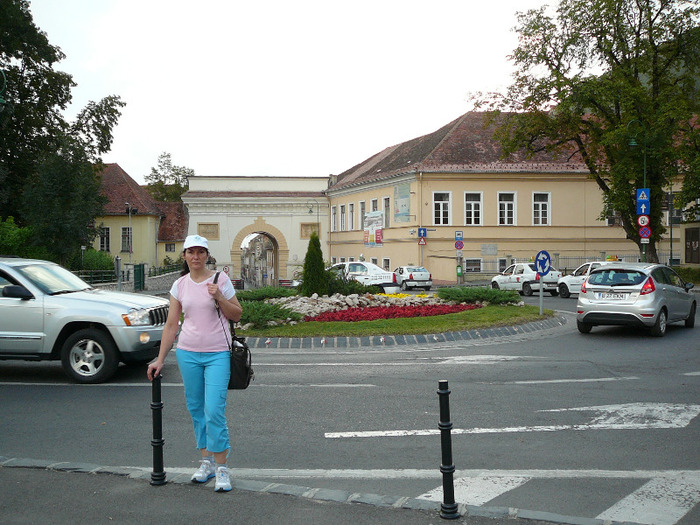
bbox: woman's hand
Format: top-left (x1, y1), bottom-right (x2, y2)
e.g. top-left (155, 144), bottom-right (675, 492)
top-left (147, 360), bottom-right (164, 381)
top-left (207, 282), bottom-right (223, 301)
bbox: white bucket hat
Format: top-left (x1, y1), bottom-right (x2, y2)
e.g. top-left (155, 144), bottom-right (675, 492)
top-left (183, 235), bottom-right (209, 250)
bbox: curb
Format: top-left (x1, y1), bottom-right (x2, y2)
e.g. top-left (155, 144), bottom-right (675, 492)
top-left (0, 456), bottom-right (628, 525)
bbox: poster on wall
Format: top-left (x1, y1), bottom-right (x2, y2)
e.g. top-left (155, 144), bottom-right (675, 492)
top-left (394, 183), bottom-right (411, 223)
top-left (364, 211), bottom-right (384, 247)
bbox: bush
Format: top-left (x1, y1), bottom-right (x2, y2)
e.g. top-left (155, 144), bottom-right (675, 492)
top-left (237, 286), bottom-right (298, 302)
top-left (68, 248), bottom-right (114, 271)
top-left (676, 266), bottom-right (700, 285)
top-left (437, 286), bottom-right (521, 305)
top-left (239, 300), bottom-right (302, 328)
top-left (299, 232), bottom-right (328, 296)
top-left (327, 272), bottom-right (382, 295)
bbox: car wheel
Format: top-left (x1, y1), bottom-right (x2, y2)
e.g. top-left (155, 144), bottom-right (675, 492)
top-left (61, 328), bottom-right (120, 384)
top-left (650, 308), bottom-right (667, 337)
top-left (491, 282), bottom-right (499, 290)
top-left (550, 288), bottom-right (559, 297)
top-left (522, 283), bottom-right (533, 296)
top-left (685, 303), bottom-right (696, 328)
top-left (577, 320), bottom-right (592, 334)
top-left (424, 286), bottom-right (431, 291)
top-left (401, 281), bottom-right (408, 291)
top-left (559, 284), bottom-right (570, 298)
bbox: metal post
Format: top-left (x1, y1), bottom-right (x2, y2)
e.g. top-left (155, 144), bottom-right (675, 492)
top-left (150, 374), bottom-right (167, 485)
top-left (438, 380), bottom-right (459, 519)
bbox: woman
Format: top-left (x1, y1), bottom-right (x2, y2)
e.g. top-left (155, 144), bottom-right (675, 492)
top-left (147, 235), bottom-right (242, 492)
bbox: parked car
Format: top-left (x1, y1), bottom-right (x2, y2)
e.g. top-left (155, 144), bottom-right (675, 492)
top-left (557, 261), bottom-right (612, 298)
top-left (0, 257), bottom-right (169, 383)
top-left (329, 262), bottom-right (400, 294)
top-left (576, 262), bottom-right (696, 337)
top-left (393, 265), bottom-right (432, 291)
top-left (491, 262), bottom-right (562, 296)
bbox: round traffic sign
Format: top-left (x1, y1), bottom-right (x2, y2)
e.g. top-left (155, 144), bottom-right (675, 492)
top-left (637, 215), bottom-right (650, 227)
top-left (455, 240), bottom-right (464, 250)
top-left (535, 250), bottom-right (551, 276)
top-left (639, 226), bottom-right (652, 239)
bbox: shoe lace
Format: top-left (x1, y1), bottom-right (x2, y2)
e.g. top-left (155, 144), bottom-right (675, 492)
top-left (217, 467), bottom-right (229, 481)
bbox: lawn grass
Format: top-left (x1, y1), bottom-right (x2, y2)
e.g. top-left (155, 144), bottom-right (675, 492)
top-left (237, 304), bottom-right (552, 338)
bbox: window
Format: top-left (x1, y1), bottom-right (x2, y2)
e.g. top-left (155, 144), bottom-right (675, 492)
top-left (370, 258), bottom-right (378, 265)
top-left (433, 192), bottom-right (450, 225)
top-left (383, 197), bottom-right (390, 228)
top-left (382, 258), bottom-right (390, 271)
top-left (464, 193), bottom-right (482, 226)
top-left (498, 258), bottom-right (508, 272)
top-left (340, 205), bottom-right (346, 231)
top-left (498, 193), bottom-right (516, 225)
top-left (165, 243), bottom-right (175, 252)
top-left (331, 206), bottom-right (337, 232)
top-left (359, 201), bottom-right (366, 228)
top-left (349, 203), bottom-right (355, 230)
top-left (533, 192), bottom-right (550, 225)
top-left (99, 227), bottom-right (110, 252)
top-left (121, 227), bottom-right (132, 253)
top-left (371, 199), bottom-right (378, 212)
top-left (686, 227), bottom-right (700, 264)
top-left (464, 258), bottom-right (482, 272)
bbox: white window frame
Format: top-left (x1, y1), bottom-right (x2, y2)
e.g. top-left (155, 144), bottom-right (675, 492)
top-left (532, 192), bottom-right (551, 226)
top-left (382, 258), bottom-right (391, 271)
top-left (383, 197), bottom-right (390, 228)
top-left (331, 206), bottom-right (337, 232)
top-left (340, 204), bottom-right (346, 231)
top-left (359, 201), bottom-right (366, 229)
top-left (498, 192), bottom-right (516, 226)
top-left (464, 258), bottom-right (482, 273)
top-left (349, 203), bottom-right (355, 230)
top-left (433, 191), bottom-right (451, 226)
top-left (371, 198), bottom-right (378, 212)
top-left (464, 192), bottom-right (483, 226)
top-left (99, 227), bottom-right (110, 252)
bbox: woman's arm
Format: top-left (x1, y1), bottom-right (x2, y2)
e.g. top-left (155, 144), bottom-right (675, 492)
top-left (147, 295), bottom-right (182, 380)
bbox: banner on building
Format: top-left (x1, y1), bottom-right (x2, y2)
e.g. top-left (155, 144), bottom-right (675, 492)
top-left (363, 211), bottom-right (383, 247)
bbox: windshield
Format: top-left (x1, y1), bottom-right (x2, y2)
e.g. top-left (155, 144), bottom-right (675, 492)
top-left (15, 263), bottom-right (92, 295)
top-left (588, 269), bottom-right (646, 287)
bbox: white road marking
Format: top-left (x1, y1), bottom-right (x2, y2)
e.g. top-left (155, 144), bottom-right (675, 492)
top-left (596, 476), bottom-right (700, 525)
top-left (417, 475), bottom-right (531, 505)
top-left (506, 376), bottom-right (638, 385)
top-left (325, 403), bottom-right (700, 439)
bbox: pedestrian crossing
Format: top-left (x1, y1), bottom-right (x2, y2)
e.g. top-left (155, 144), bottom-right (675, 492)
top-left (417, 471), bottom-right (700, 525)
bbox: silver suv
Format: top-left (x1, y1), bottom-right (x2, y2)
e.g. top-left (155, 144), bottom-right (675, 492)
top-left (0, 257), bottom-right (169, 383)
top-left (576, 262), bottom-right (696, 337)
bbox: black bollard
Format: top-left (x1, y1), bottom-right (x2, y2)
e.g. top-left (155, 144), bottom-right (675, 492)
top-left (438, 379), bottom-right (459, 519)
top-left (150, 374), bottom-right (167, 485)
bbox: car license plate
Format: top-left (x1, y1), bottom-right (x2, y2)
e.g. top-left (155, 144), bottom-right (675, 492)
top-left (596, 292), bottom-right (626, 300)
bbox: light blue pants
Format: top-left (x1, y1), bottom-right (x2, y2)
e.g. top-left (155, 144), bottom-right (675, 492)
top-left (176, 349), bottom-right (230, 454)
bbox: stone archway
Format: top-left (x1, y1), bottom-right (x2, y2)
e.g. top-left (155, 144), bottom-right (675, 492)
top-left (231, 217), bottom-right (290, 285)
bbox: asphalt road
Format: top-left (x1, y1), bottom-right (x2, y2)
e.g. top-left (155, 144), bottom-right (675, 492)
top-left (1, 293), bottom-right (698, 525)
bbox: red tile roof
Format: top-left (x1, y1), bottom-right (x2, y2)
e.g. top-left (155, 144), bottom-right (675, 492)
top-left (98, 163), bottom-right (162, 216)
top-left (331, 112), bottom-right (587, 190)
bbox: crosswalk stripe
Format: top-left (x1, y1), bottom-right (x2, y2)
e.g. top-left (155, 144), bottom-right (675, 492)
top-left (596, 476), bottom-right (700, 525)
top-left (416, 475), bottom-right (531, 506)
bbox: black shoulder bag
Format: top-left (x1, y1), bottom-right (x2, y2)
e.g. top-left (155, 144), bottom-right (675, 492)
top-left (213, 271), bottom-right (254, 390)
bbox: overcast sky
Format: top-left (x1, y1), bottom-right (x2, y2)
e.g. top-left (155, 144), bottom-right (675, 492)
top-left (28, 0), bottom-right (548, 184)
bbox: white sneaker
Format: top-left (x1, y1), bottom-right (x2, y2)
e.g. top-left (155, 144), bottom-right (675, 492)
top-left (191, 459), bottom-right (215, 483)
top-left (215, 466), bottom-right (232, 492)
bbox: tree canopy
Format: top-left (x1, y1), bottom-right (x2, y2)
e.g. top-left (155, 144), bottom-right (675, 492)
top-left (0, 0), bottom-right (124, 264)
top-left (145, 152), bottom-right (193, 202)
top-left (477, 0), bottom-right (700, 262)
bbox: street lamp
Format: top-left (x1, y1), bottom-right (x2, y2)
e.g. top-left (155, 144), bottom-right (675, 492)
top-left (125, 202), bottom-right (133, 264)
top-left (306, 199), bottom-right (320, 238)
top-left (627, 119), bottom-right (648, 262)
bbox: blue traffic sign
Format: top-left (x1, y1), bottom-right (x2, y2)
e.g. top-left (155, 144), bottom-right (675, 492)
top-left (636, 188), bottom-right (650, 216)
top-left (535, 250), bottom-right (551, 277)
top-left (418, 227), bottom-right (427, 238)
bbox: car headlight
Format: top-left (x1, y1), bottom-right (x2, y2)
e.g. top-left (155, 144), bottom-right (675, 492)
top-left (122, 308), bottom-right (151, 326)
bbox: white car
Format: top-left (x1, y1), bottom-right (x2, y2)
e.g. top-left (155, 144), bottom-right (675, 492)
top-left (557, 261), bottom-right (612, 298)
top-left (329, 262), bottom-right (400, 294)
top-left (393, 266), bottom-right (432, 291)
top-left (491, 262), bottom-right (563, 296)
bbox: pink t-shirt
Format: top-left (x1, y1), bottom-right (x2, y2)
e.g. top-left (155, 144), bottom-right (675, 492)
top-left (170, 272), bottom-right (236, 352)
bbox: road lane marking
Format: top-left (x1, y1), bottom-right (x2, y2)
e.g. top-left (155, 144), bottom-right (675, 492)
top-left (325, 403), bottom-right (700, 439)
top-left (505, 376), bottom-right (639, 385)
top-left (417, 475), bottom-right (531, 506)
top-left (596, 476), bottom-right (700, 525)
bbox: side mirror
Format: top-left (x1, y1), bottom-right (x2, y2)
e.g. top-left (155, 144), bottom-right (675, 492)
top-left (685, 282), bottom-right (695, 292)
top-left (2, 285), bottom-right (34, 300)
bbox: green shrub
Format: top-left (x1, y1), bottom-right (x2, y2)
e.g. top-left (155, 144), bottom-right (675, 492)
top-left (676, 266), bottom-right (700, 285)
top-left (437, 286), bottom-right (521, 305)
top-left (239, 300), bottom-right (302, 328)
top-left (237, 286), bottom-right (298, 302)
top-left (327, 272), bottom-right (382, 295)
top-left (69, 248), bottom-right (114, 271)
top-left (299, 232), bottom-right (328, 297)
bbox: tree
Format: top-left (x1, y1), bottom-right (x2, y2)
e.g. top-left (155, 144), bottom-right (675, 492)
top-left (299, 232), bottom-right (329, 297)
top-left (477, 0), bottom-right (700, 262)
top-left (0, 0), bottom-right (124, 262)
top-left (145, 152), bottom-right (193, 202)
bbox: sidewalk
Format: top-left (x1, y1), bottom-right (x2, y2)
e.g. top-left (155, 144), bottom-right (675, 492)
top-left (0, 461), bottom-right (556, 525)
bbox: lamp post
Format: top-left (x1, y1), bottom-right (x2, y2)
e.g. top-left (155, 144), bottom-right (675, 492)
top-left (125, 202), bottom-right (133, 264)
top-left (306, 199), bottom-right (320, 238)
top-left (627, 119), bottom-right (648, 262)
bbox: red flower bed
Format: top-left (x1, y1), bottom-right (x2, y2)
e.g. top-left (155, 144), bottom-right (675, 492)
top-left (305, 303), bottom-right (481, 322)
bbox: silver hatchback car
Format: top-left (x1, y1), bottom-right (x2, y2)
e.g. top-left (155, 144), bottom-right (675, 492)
top-left (576, 262), bottom-right (696, 337)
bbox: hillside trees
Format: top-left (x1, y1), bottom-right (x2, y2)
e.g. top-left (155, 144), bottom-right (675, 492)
top-left (477, 0), bottom-right (700, 262)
